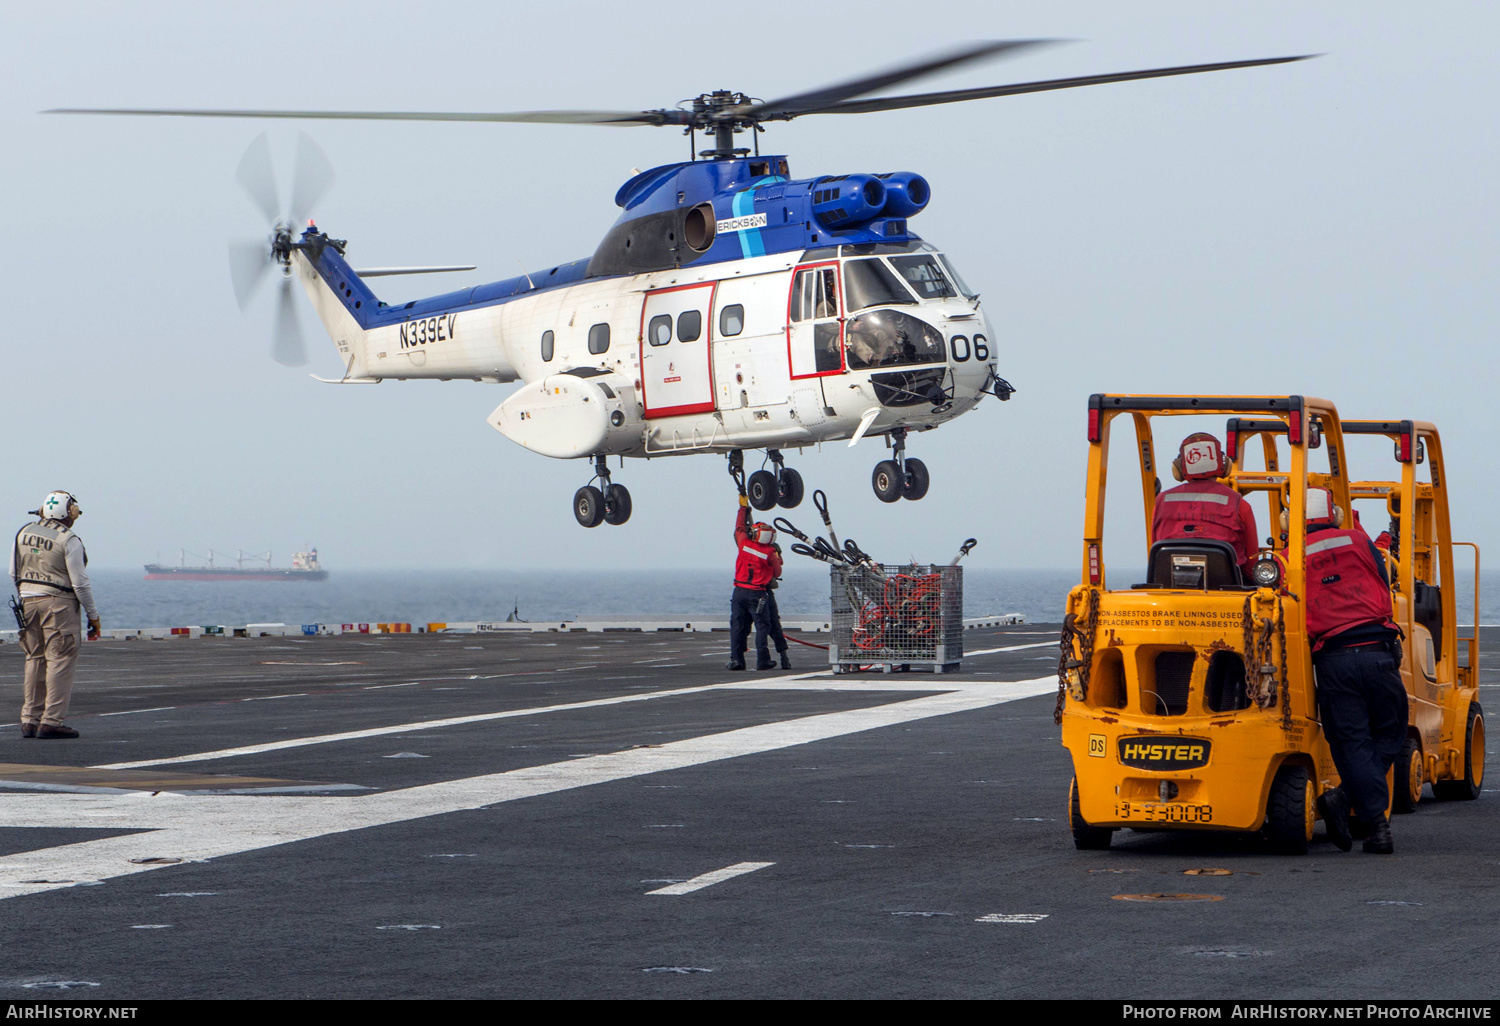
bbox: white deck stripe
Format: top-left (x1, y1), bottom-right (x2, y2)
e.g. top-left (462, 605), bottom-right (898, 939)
top-left (90, 670), bottom-right (828, 771)
top-left (964, 641), bottom-right (1056, 657)
top-left (0, 678), bottom-right (1054, 900)
top-left (647, 862), bottom-right (774, 895)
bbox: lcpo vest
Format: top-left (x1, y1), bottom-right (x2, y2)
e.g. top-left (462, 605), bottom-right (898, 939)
top-left (13, 519), bottom-right (79, 596)
top-left (1303, 528), bottom-right (1395, 649)
top-left (1153, 481), bottom-right (1247, 559)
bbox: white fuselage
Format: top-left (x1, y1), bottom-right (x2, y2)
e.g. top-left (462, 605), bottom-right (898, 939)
top-left (293, 245), bottom-right (999, 461)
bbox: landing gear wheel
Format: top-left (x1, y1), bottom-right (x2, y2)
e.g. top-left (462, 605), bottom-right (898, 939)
top-left (603, 483), bottom-right (632, 526)
top-left (901, 457), bottom-right (930, 501)
top-left (747, 470), bottom-right (779, 511)
top-left (1434, 702), bottom-right (1484, 801)
top-left (1264, 763), bottom-right (1314, 855)
top-left (872, 460), bottom-right (903, 503)
top-left (777, 467), bottom-right (805, 508)
top-left (573, 485), bottom-right (605, 528)
top-left (1069, 777), bottom-right (1113, 850)
top-left (1393, 737), bottom-right (1423, 813)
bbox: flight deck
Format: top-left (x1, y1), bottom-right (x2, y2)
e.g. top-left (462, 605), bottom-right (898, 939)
top-left (0, 626), bottom-right (1495, 1000)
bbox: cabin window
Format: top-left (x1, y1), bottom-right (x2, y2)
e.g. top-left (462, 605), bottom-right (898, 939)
top-left (845, 309), bottom-right (946, 370)
top-left (588, 323), bottom-right (611, 355)
top-left (938, 254), bottom-right (979, 299)
top-left (889, 255), bottom-right (957, 300)
top-left (540, 330), bottom-right (554, 362)
top-left (791, 267), bottom-right (838, 322)
top-left (844, 258), bottom-right (915, 312)
top-left (677, 309), bottom-right (702, 343)
top-left (719, 304), bottom-right (745, 337)
top-left (648, 315), bottom-right (672, 347)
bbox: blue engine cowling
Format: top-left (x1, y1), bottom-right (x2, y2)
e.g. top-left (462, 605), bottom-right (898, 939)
top-left (811, 174), bottom-right (888, 229)
top-left (877, 172), bottom-right (930, 219)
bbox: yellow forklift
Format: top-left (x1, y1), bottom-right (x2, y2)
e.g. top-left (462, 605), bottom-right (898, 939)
top-left (1059, 394), bottom-right (1354, 853)
top-left (1341, 419), bottom-right (1484, 810)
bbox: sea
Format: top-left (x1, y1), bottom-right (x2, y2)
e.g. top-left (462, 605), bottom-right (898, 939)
top-left (71, 567), bottom-right (1500, 631)
top-left (87, 567), bottom-right (1074, 629)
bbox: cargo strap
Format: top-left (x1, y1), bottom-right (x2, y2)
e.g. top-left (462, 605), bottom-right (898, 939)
top-left (1055, 588), bottom-right (1099, 725)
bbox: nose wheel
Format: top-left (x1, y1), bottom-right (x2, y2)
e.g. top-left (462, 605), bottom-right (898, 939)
top-left (745, 450), bottom-right (805, 511)
top-left (574, 455), bottom-right (632, 528)
top-left (871, 429), bottom-right (929, 502)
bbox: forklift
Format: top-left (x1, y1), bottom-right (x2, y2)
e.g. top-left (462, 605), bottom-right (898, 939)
top-left (1341, 419), bottom-right (1484, 809)
top-left (1060, 394), bottom-right (1350, 853)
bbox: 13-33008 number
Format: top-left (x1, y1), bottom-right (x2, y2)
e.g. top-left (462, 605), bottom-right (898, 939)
top-left (1114, 802), bottom-right (1213, 824)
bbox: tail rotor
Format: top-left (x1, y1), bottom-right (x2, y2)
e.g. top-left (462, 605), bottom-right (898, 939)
top-left (227, 131), bottom-right (334, 367)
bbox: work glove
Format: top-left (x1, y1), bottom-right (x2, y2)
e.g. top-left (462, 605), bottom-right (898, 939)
top-left (739, 495), bottom-right (749, 507)
top-left (87, 617), bottom-right (101, 641)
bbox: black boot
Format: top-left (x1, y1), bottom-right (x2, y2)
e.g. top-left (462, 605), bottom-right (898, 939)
top-left (755, 652), bottom-right (775, 670)
top-left (1317, 787), bottom-right (1353, 852)
top-left (726, 656), bottom-right (746, 671)
top-left (780, 650), bottom-right (792, 670)
top-left (1363, 815), bottom-right (1394, 854)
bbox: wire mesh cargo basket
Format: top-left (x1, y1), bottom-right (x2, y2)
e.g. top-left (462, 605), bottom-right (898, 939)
top-left (829, 563), bottom-right (963, 673)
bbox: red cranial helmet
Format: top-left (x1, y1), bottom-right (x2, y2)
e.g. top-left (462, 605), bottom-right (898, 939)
top-left (1172, 433), bottom-right (1227, 482)
top-left (753, 523), bottom-right (776, 545)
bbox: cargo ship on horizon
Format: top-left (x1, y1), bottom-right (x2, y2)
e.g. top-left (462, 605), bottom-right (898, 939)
top-left (144, 548), bottom-right (328, 582)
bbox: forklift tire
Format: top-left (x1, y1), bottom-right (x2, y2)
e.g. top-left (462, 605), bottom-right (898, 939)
top-left (1392, 736), bottom-right (1423, 814)
top-left (1069, 777), bottom-right (1114, 851)
top-left (1264, 763), bottom-right (1314, 855)
top-left (1434, 702), bottom-right (1485, 801)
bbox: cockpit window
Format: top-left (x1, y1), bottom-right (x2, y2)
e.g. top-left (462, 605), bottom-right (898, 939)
top-left (845, 309), bottom-right (946, 369)
top-left (889, 255), bottom-right (957, 300)
top-left (843, 258), bottom-right (915, 312)
top-left (938, 255), bottom-right (978, 299)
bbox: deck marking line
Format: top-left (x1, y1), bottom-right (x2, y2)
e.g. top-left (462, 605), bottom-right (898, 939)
top-left (647, 862), bottom-right (774, 895)
top-left (0, 679), bottom-right (1052, 900)
top-left (964, 641), bottom-right (1057, 657)
top-left (99, 707), bottom-right (177, 717)
top-left (92, 672), bottom-right (835, 770)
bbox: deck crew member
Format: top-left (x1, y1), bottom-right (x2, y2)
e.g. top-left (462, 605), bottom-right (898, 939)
top-left (9, 491), bottom-right (101, 739)
top-left (1292, 487), bottom-right (1405, 855)
top-left (1151, 433), bottom-right (1259, 574)
top-left (728, 496), bottom-right (782, 671)
top-left (763, 542), bottom-right (792, 671)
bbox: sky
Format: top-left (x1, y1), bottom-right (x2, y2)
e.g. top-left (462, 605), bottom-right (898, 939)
top-left (2, 2), bottom-right (1496, 572)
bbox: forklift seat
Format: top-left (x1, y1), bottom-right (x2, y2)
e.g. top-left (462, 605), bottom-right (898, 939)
top-left (1147, 540), bottom-right (1244, 589)
top-left (1414, 580), bottom-right (1443, 661)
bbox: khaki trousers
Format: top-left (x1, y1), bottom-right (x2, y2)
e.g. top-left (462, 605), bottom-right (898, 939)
top-left (18, 594), bottom-right (81, 727)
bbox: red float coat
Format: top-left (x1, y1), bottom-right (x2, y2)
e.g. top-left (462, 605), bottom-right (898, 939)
top-left (1302, 527), bottom-right (1398, 651)
top-left (1151, 480), bottom-right (1259, 571)
top-left (733, 510), bottom-right (782, 591)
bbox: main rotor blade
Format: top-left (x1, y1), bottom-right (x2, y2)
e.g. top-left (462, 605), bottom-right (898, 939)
top-left (46, 106), bottom-right (677, 126)
top-left (289, 132), bottom-right (334, 227)
top-left (272, 276), bottom-right (307, 367)
top-left (791, 54), bottom-right (1317, 117)
top-left (747, 39), bottom-right (1059, 119)
top-left (227, 238), bottom-right (273, 310)
top-left (234, 133), bottom-right (280, 226)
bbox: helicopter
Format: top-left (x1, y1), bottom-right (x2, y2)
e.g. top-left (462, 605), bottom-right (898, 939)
top-left (50, 42), bottom-right (1311, 527)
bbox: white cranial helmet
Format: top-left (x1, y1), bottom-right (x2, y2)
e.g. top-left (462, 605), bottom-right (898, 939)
top-left (41, 491), bottom-right (80, 521)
